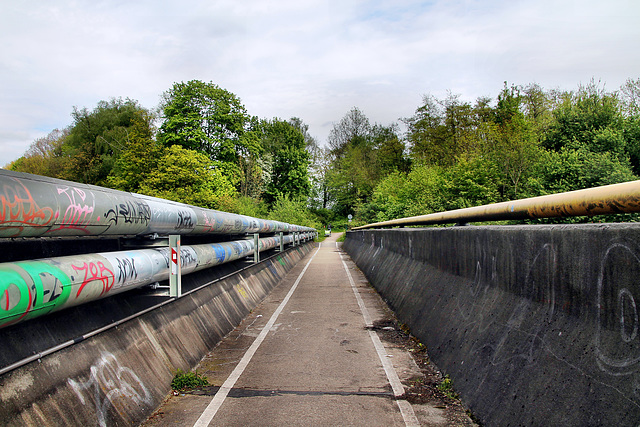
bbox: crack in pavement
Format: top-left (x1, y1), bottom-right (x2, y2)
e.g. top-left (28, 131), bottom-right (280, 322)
top-left (192, 386), bottom-right (396, 399)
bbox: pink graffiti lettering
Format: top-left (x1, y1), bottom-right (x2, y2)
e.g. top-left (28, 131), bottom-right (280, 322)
top-left (49, 186), bottom-right (95, 233)
top-left (202, 213), bottom-right (216, 233)
top-left (0, 180), bottom-right (55, 235)
top-left (72, 261), bottom-right (115, 298)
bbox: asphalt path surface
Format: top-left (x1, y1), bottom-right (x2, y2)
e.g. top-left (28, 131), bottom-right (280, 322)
top-left (143, 234), bottom-right (468, 426)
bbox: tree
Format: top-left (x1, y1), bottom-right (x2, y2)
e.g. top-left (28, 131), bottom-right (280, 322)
top-left (8, 128), bottom-right (69, 178)
top-left (158, 80), bottom-right (258, 186)
top-left (61, 98), bottom-right (147, 185)
top-left (327, 107), bottom-right (370, 158)
top-left (106, 110), bottom-right (162, 193)
top-left (371, 124), bottom-right (409, 174)
top-left (308, 144), bottom-right (333, 210)
top-left (404, 92), bottom-right (475, 166)
top-left (537, 147), bottom-right (636, 195)
top-left (543, 80), bottom-right (624, 155)
top-left (620, 77), bottom-right (640, 117)
top-left (267, 194), bottom-right (321, 230)
top-left (159, 80), bottom-right (248, 157)
top-left (140, 145), bottom-right (238, 211)
top-left (260, 119), bottom-right (311, 206)
top-left (289, 117), bottom-right (319, 152)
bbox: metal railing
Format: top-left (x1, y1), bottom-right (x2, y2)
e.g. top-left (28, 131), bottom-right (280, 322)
top-left (353, 180), bottom-right (640, 230)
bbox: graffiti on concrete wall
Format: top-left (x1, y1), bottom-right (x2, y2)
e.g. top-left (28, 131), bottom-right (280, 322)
top-left (453, 238), bottom-right (640, 405)
top-left (68, 351), bottom-right (152, 427)
top-left (596, 242), bottom-right (640, 379)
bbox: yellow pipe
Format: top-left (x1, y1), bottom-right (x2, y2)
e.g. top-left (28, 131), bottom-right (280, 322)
top-left (353, 180), bottom-right (640, 230)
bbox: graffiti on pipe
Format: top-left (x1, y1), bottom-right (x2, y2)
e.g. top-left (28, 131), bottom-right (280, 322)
top-left (175, 210), bottom-right (194, 230)
top-left (49, 186), bottom-right (95, 233)
top-left (68, 351), bottom-right (153, 427)
top-left (0, 262), bottom-right (71, 328)
top-left (114, 257), bottom-right (138, 284)
top-left (72, 261), bottom-right (115, 299)
top-left (0, 179), bottom-right (55, 235)
top-left (0, 236), bottom-right (309, 328)
top-left (105, 200), bottom-right (151, 227)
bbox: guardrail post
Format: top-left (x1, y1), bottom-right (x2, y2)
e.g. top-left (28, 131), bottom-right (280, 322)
top-left (279, 231), bottom-right (284, 252)
top-left (169, 235), bottom-right (182, 298)
top-left (253, 233), bottom-right (260, 263)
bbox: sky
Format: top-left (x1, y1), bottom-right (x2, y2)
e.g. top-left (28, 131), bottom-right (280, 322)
top-left (1, 0), bottom-right (639, 167)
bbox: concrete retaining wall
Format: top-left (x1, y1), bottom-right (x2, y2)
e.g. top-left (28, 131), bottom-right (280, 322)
top-left (0, 243), bottom-right (313, 426)
top-left (344, 225), bottom-right (640, 426)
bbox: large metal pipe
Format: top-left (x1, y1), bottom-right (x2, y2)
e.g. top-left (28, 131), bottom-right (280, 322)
top-left (0, 232), bottom-right (316, 329)
top-left (0, 170), bottom-right (315, 238)
top-left (354, 180), bottom-right (640, 229)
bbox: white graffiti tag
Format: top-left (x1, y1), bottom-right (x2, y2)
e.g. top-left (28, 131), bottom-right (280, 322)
top-left (68, 352), bottom-right (152, 427)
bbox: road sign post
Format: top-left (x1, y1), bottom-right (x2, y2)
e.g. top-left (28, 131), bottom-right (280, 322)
top-left (254, 233), bottom-right (260, 263)
top-left (169, 235), bottom-right (182, 297)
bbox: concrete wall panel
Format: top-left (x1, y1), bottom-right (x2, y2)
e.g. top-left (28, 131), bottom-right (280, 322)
top-left (344, 225), bottom-right (640, 426)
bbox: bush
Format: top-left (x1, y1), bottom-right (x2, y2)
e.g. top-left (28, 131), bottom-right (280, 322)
top-left (267, 194), bottom-right (321, 230)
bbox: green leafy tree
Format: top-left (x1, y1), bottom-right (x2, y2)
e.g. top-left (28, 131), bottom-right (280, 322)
top-left (537, 147), bottom-right (636, 194)
top-left (623, 116), bottom-right (640, 175)
top-left (158, 80), bottom-right (258, 186)
top-left (106, 110), bottom-right (161, 192)
top-left (324, 109), bottom-right (406, 217)
top-left (327, 107), bottom-right (370, 158)
top-left (62, 98), bottom-right (145, 185)
top-left (404, 92), bottom-right (475, 166)
top-left (543, 81), bottom-right (624, 155)
top-left (260, 119), bottom-right (311, 206)
top-left (371, 124), bottom-right (409, 174)
top-left (140, 145), bottom-right (238, 211)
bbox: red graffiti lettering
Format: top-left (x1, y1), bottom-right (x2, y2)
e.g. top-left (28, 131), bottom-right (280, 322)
top-left (0, 180), bottom-right (55, 235)
top-left (72, 261), bottom-right (115, 298)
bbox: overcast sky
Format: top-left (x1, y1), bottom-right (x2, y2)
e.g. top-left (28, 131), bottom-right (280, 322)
top-left (1, 0), bottom-right (638, 167)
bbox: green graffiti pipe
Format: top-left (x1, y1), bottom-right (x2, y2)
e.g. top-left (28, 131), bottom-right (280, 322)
top-left (0, 170), bottom-right (315, 238)
top-left (0, 233), bottom-right (315, 329)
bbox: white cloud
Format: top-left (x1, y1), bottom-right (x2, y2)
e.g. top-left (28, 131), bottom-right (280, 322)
top-left (1, 0), bottom-right (639, 166)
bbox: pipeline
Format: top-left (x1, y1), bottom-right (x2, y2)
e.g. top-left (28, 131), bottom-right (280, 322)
top-left (0, 169), bottom-right (315, 238)
top-left (354, 180), bottom-right (640, 229)
top-left (0, 232), bottom-right (316, 329)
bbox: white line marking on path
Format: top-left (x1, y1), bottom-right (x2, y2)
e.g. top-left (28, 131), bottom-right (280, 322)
top-left (339, 249), bottom-right (420, 427)
top-left (193, 244), bottom-right (322, 427)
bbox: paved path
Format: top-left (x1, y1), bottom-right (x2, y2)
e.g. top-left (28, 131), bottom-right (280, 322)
top-left (143, 234), bottom-right (452, 426)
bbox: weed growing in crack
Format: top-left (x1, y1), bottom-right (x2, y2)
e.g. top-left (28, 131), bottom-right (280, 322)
top-left (437, 375), bottom-right (459, 400)
top-left (171, 369), bottom-right (209, 391)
